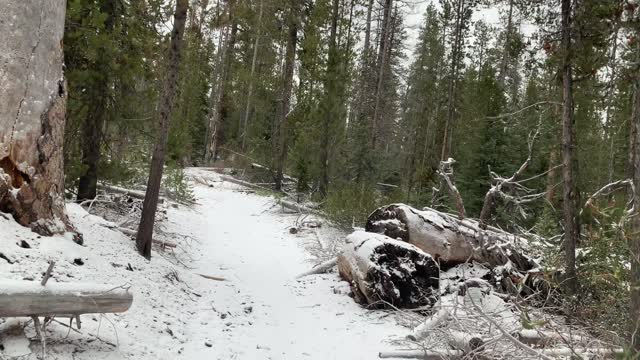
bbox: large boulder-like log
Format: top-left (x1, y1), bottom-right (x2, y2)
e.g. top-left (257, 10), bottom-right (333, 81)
top-left (337, 231), bottom-right (439, 309)
top-left (365, 204), bottom-right (537, 271)
top-left (0, 280), bottom-right (133, 317)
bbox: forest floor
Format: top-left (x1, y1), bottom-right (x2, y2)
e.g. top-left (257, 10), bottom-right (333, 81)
top-left (0, 168), bottom-right (407, 359)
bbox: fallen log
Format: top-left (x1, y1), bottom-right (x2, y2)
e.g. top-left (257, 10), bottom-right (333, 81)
top-left (0, 279), bottom-right (132, 317)
top-left (365, 204), bottom-right (537, 271)
top-left (378, 350), bottom-right (463, 359)
top-left (97, 183), bottom-right (164, 203)
top-left (296, 258), bottom-right (338, 279)
top-left (220, 175), bottom-right (270, 191)
top-left (279, 199), bottom-right (323, 216)
top-left (100, 224), bottom-right (177, 248)
top-left (337, 231), bottom-right (439, 309)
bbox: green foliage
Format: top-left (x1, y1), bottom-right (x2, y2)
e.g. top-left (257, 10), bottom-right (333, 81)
top-left (162, 165), bottom-right (195, 203)
top-left (323, 183), bottom-right (404, 228)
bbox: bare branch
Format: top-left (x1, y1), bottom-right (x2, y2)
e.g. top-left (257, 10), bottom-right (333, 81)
top-left (436, 158), bottom-right (466, 219)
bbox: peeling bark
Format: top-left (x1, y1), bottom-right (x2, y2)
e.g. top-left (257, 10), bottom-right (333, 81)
top-left (0, 0), bottom-right (79, 240)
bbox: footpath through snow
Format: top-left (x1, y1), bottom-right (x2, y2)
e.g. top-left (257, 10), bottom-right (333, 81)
top-left (0, 168), bottom-right (406, 359)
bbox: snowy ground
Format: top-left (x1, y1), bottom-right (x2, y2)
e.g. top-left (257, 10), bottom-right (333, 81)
top-left (0, 168), bottom-right (407, 359)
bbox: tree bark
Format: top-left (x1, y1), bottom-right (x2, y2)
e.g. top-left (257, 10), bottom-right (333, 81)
top-left (560, 0), bottom-right (578, 295)
top-left (136, 0), bottom-right (188, 259)
top-left (274, 1), bottom-right (299, 191)
top-left (0, 0), bottom-right (78, 239)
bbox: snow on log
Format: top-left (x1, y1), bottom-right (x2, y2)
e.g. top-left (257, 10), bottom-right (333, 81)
top-left (365, 204), bottom-right (537, 270)
top-left (97, 183), bottom-right (164, 204)
top-left (0, 279), bottom-right (133, 317)
top-left (337, 231), bottom-right (439, 309)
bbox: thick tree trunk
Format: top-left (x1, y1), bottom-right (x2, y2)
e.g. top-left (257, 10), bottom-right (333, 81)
top-left (337, 231), bottom-right (439, 309)
top-left (560, 0), bottom-right (578, 295)
top-left (366, 204), bottom-right (537, 271)
top-left (274, 2), bottom-right (298, 191)
top-left (0, 280), bottom-right (132, 317)
top-left (136, 0), bottom-right (188, 259)
top-left (0, 0), bottom-right (77, 238)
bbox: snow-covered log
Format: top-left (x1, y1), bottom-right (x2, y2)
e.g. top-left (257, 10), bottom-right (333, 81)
top-left (378, 350), bottom-right (463, 359)
top-left (0, 280), bottom-right (132, 317)
top-left (366, 204), bottom-right (537, 270)
top-left (296, 258), bottom-right (338, 279)
top-left (97, 183), bottom-right (164, 204)
top-left (337, 231), bottom-right (439, 309)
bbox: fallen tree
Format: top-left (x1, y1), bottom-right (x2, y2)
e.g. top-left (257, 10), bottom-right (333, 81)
top-left (337, 231), bottom-right (439, 309)
top-left (365, 204), bottom-right (537, 271)
top-left (97, 183), bottom-right (164, 204)
top-left (0, 279), bottom-right (132, 317)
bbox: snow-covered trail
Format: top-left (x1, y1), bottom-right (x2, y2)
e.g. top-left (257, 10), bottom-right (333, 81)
top-left (171, 169), bottom-right (404, 359)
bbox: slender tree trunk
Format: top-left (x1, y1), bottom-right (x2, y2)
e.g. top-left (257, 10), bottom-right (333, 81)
top-left (630, 36), bottom-right (640, 353)
top-left (136, 0), bottom-right (188, 259)
top-left (497, 0), bottom-right (513, 87)
top-left (441, 0), bottom-right (465, 161)
top-left (77, 1), bottom-right (118, 201)
top-left (204, 23), bottom-right (228, 162)
top-left (560, 0), bottom-right (578, 295)
top-left (209, 18), bottom-right (237, 163)
top-left (274, 1), bottom-right (299, 191)
top-left (318, 0), bottom-right (340, 197)
top-left (0, 0), bottom-right (78, 239)
top-left (241, 0), bottom-right (263, 151)
top-left (371, 0), bottom-right (393, 149)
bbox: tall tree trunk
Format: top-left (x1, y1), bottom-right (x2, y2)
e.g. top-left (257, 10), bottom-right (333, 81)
top-left (441, 0), bottom-right (465, 161)
top-left (630, 34), bottom-right (640, 353)
top-left (240, 0), bottom-right (264, 151)
top-left (560, 0), bottom-right (578, 295)
top-left (0, 0), bottom-right (78, 239)
top-left (371, 0), bottom-right (393, 149)
top-left (318, 0), bottom-right (340, 197)
top-left (274, 1), bottom-right (299, 191)
top-left (136, 0), bottom-right (188, 259)
top-left (77, 2), bottom-right (118, 201)
top-left (209, 18), bottom-right (237, 163)
top-left (497, 0), bottom-right (513, 87)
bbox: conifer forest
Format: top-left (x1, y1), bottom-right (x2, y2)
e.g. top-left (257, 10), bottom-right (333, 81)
top-left (2, 0), bottom-right (640, 359)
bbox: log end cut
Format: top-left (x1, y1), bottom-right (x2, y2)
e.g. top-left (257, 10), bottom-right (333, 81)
top-left (338, 231), bottom-right (439, 309)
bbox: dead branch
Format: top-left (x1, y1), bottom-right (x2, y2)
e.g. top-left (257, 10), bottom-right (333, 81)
top-left (436, 158), bottom-right (466, 219)
top-left (479, 118), bottom-right (543, 228)
top-left (197, 273), bottom-right (226, 281)
top-left (41, 261), bottom-right (55, 286)
top-left (486, 100), bottom-right (562, 120)
top-left (583, 178), bottom-right (636, 215)
top-left (295, 258), bottom-right (338, 279)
